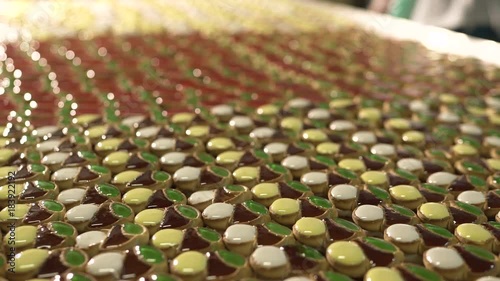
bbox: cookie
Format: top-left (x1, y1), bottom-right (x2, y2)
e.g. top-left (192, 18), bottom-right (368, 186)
top-left (173, 166), bottom-right (231, 193)
top-left (270, 196), bottom-right (337, 227)
top-left (160, 151), bottom-right (215, 174)
top-left (94, 137), bottom-right (149, 157)
top-left (202, 200), bottom-right (271, 231)
top-left (151, 227), bottom-right (223, 258)
top-left (64, 202), bottom-right (133, 232)
top-left (134, 204), bottom-right (202, 234)
top-left (123, 187), bottom-right (186, 213)
top-left (57, 183), bottom-right (121, 210)
top-left (3, 221), bottom-right (76, 252)
top-left (111, 169), bottom-right (172, 193)
top-left (51, 165), bottom-right (111, 190)
top-left (215, 149), bottom-right (270, 171)
top-left (232, 164), bottom-right (292, 188)
top-left (0, 180), bottom-right (59, 208)
top-left (102, 151), bottom-right (159, 174)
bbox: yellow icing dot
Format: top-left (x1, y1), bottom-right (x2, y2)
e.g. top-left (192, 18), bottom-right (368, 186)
top-left (365, 267), bottom-right (403, 281)
top-left (85, 125), bottom-right (108, 139)
top-left (329, 99), bottom-right (354, 109)
top-left (358, 108), bottom-right (382, 121)
top-left (252, 183), bottom-right (279, 199)
top-left (440, 94), bottom-right (459, 104)
top-left (186, 126), bottom-right (210, 138)
top-left (467, 107), bottom-right (487, 116)
top-left (73, 114), bottom-right (100, 125)
top-left (270, 198), bottom-right (300, 215)
top-left (455, 223), bottom-right (493, 243)
top-left (233, 167), bottom-right (259, 182)
top-left (103, 151), bottom-right (130, 166)
top-left (171, 251), bottom-right (207, 275)
top-left (0, 148), bottom-right (16, 163)
top-left (216, 151), bottom-right (244, 165)
top-left (402, 131), bottom-right (425, 143)
top-left (452, 144), bottom-right (478, 156)
top-left (302, 129), bottom-right (327, 142)
top-left (390, 185), bottom-right (422, 201)
top-left (281, 117), bottom-right (303, 133)
top-left (0, 166), bottom-right (17, 179)
top-left (4, 225), bottom-right (37, 247)
top-left (135, 209), bottom-right (164, 225)
top-left (316, 142), bottom-right (340, 155)
top-left (487, 159), bottom-right (500, 171)
top-left (123, 188), bottom-right (154, 205)
top-left (257, 104), bottom-right (279, 115)
top-left (113, 171), bottom-right (142, 184)
top-left (171, 113), bottom-right (195, 124)
top-left (0, 183), bottom-right (22, 200)
top-left (206, 137), bottom-right (235, 151)
top-left (419, 203), bottom-right (450, 220)
top-left (386, 118), bottom-right (411, 130)
top-left (95, 138), bottom-right (123, 151)
top-left (360, 171), bottom-right (387, 185)
top-left (338, 159), bottom-right (366, 172)
top-left (294, 217), bottom-right (325, 236)
top-left (0, 138), bottom-right (9, 148)
top-left (15, 248), bottom-right (50, 273)
top-left (152, 229), bottom-right (184, 248)
top-left (327, 241), bottom-right (366, 266)
top-left (0, 204), bottom-right (29, 221)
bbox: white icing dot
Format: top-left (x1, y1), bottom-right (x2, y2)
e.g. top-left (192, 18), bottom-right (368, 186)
top-left (485, 136), bottom-right (500, 147)
top-left (86, 252), bottom-right (124, 278)
top-left (352, 131), bottom-right (376, 144)
top-left (36, 139), bottom-right (62, 153)
top-left (284, 277), bottom-right (312, 281)
top-left (203, 203), bottom-right (234, 220)
top-left (477, 277), bottom-right (500, 281)
top-left (57, 188), bottom-right (86, 205)
top-left (281, 155), bottom-right (308, 170)
top-left (224, 224), bottom-right (257, 244)
top-left (427, 172), bottom-right (458, 186)
top-left (151, 138), bottom-right (175, 150)
top-left (66, 204), bottom-right (99, 222)
top-left (459, 123), bottom-right (482, 136)
top-left (370, 144), bottom-right (396, 156)
top-left (438, 112), bottom-right (460, 123)
top-left (251, 246), bottom-right (288, 268)
top-left (188, 190), bottom-right (215, 205)
top-left (76, 231), bottom-right (107, 249)
top-left (386, 224), bottom-right (420, 243)
top-left (308, 108), bottom-right (330, 120)
top-left (397, 158), bottom-right (423, 171)
top-left (173, 166), bottom-right (201, 182)
top-left (354, 205), bottom-right (383, 221)
top-left (42, 152), bottom-right (70, 165)
top-left (136, 126), bottom-right (160, 138)
top-left (34, 125), bottom-right (59, 137)
top-left (330, 184), bottom-right (357, 200)
top-left (264, 142), bottom-right (288, 155)
top-left (409, 100), bottom-right (429, 112)
top-left (457, 190), bottom-right (486, 205)
top-left (329, 120), bottom-right (355, 131)
top-left (250, 127), bottom-right (275, 139)
top-left (229, 116), bottom-right (254, 128)
top-left (52, 167), bottom-right (80, 181)
top-left (425, 247), bottom-right (464, 269)
top-left (288, 98), bottom-right (311, 109)
top-left (301, 172), bottom-right (328, 185)
top-left (211, 104), bottom-right (233, 116)
top-left (160, 152), bottom-right (186, 165)
top-left (121, 115), bottom-right (145, 127)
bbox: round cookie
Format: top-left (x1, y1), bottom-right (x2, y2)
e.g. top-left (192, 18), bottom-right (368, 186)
top-left (41, 150), bottom-right (99, 171)
top-left (249, 246), bottom-right (291, 280)
top-left (51, 165), bottom-right (111, 190)
top-left (3, 221), bottom-right (76, 252)
top-left (0, 180), bottom-right (59, 209)
top-left (64, 202), bottom-right (133, 232)
top-left (94, 137), bottom-right (149, 157)
top-left (174, 166), bottom-right (231, 193)
top-left (111, 169), bottom-right (172, 193)
top-left (202, 200), bottom-right (270, 231)
top-left (123, 187), bottom-right (186, 213)
top-left (232, 164), bottom-right (292, 188)
top-left (151, 227), bottom-right (223, 258)
top-left (57, 183), bottom-right (121, 210)
top-left (216, 149), bottom-right (270, 171)
top-left (134, 204), bottom-right (202, 234)
top-left (102, 151), bottom-right (159, 174)
top-left (160, 151), bottom-right (215, 174)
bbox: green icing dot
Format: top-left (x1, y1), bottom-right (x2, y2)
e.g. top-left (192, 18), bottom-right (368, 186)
top-left (463, 245), bottom-right (495, 261)
top-left (309, 196), bottom-right (332, 208)
top-left (429, 149), bottom-right (446, 158)
top-left (469, 175), bottom-right (486, 188)
top-left (314, 155), bottom-right (336, 166)
top-left (79, 151), bottom-right (97, 159)
top-left (217, 250), bottom-right (245, 267)
top-left (27, 152), bottom-right (41, 162)
top-left (493, 176), bottom-right (500, 184)
top-left (406, 264), bottom-right (442, 281)
top-left (423, 223), bottom-right (453, 238)
top-left (296, 142), bottom-right (312, 150)
top-left (243, 200), bottom-right (268, 215)
top-left (30, 164), bottom-right (46, 173)
top-left (396, 168), bottom-right (417, 180)
top-left (458, 136), bottom-right (481, 149)
top-left (177, 205), bottom-right (198, 219)
top-left (455, 201), bottom-right (483, 216)
top-left (225, 185), bottom-right (245, 192)
top-left (265, 221), bottom-right (292, 235)
top-left (153, 274), bottom-right (178, 281)
top-left (153, 171), bottom-right (171, 182)
top-left (364, 237), bottom-right (397, 252)
top-left (43, 200), bottom-right (63, 212)
top-left (97, 183), bottom-right (120, 197)
top-left (165, 189), bottom-right (184, 202)
top-left (253, 149), bottom-right (269, 160)
top-left (287, 181), bottom-right (310, 192)
top-left (336, 168), bottom-right (357, 179)
top-left (367, 154), bottom-right (388, 163)
top-left (268, 163), bottom-right (287, 174)
top-left (133, 138), bottom-right (147, 147)
top-left (141, 152), bottom-right (158, 163)
top-left (197, 152), bottom-right (215, 163)
top-left (368, 185), bottom-right (390, 200)
top-left (111, 203), bottom-right (132, 218)
top-left (392, 204), bottom-right (414, 217)
top-left (138, 245), bottom-right (165, 264)
top-left (37, 181), bottom-right (55, 190)
top-left (89, 165), bottom-right (109, 174)
top-left (421, 183), bottom-right (447, 194)
top-left (0, 256), bottom-right (4, 267)
top-left (323, 271), bottom-right (354, 281)
top-left (198, 227), bottom-right (220, 242)
top-left (123, 223), bottom-right (143, 234)
top-left (488, 221), bottom-right (500, 229)
top-left (74, 136), bottom-right (86, 144)
top-left (64, 249), bottom-right (86, 266)
top-left (51, 222), bottom-right (74, 236)
top-left (298, 244), bottom-right (323, 260)
top-left (184, 138), bottom-right (198, 145)
top-left (211, 166), bottom-right (229, 177)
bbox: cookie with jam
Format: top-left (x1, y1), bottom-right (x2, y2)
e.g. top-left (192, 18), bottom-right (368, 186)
top-left (134, 124), bottom-right (182, 141)
top-left (418, 183), bottom-right (453, 203)
top-left (455, 223), bottom-right (497, 253)
top-left (84, 123), bottom-right (132, 144)
top-left (353, 204), bottom-right (419, 233)
top-left (72, 114), bottom-right (103, 129)
top-left (0, 164), bottom-right (50, 185)
top-left (51, 165), bottom-right (111, 190)
top-left (32, 125), bottom-right (82, 141)
top-left (232, 164), bottom-right (292, 188)
top-left (393, 263), bottom-right (444, 281)
top-left (0, 200), bottom-right (65, 232)
top-left (387, 168), bottom-right (420, 187)
top-left (328, 184), bottom-right (390, 217)
top-left (248, 245), bottom-right (292, 280)
top-left (123, 187), bottom-right (185, 213)
top-left (361, 154), bottom-right (393, 171)
top-left (41, 150), bottom-right (99, 171)
top-left (388, 184), bottom-right (426, 210)
top-left (251, 181), bottom-right (313, 207)
top-left (121, 115), bottom-right (158, 131)
top-left (151, 227), bottom-right (223, 258)
top-left (94, 137), bottom-right (149, 157)
top-left (150, 137), bottom-right (203, 157)
top-left (270, 196), bottom-right (337, 228)
top-left (360, 170), bottom-right (389, 189)
top-left (188, 184), bottom-right (251, 211)
top-left (159, 151), bottom-right (215, 174)
top-left (111, 169), bottom-right (172, 193)
top-left (363, 267), bottom-right (405, 281)
top-left (64, 202), bottom-right (134, 232)
top-left (415, 223), bottom-right (458, 253)
top-left (85, 245), bottom-right (167, 280)
top-left (0, 180), bottom-right (59, 208)
top-left (202, 200), bottom-right (270, 231)
top-left (427, 172), bottom-right (488, 197)
top-left (301, 167), bottom-right (359, 196)
top-left (173, 166), bottom-right (231, 193)
top-left (57, 183), bottom-right (121, 210)
top-left (455, 158), bottom-right (491, 178)
top-left (263, 141), bottom-right (315, 162)
top-left (323, 217), bottom-right (365, 245)
top-left (6, 248), bottom-right (88, 281)
top-left (0, 147), bottom-right (21, 166)
top-left (102, 151), bottom-right (159, 174)
top-left (223, 222), bottom-right (295, 256)
top-left (215, 149), bottom-right (270, 171)
top-left (36, 135), bottom-right (91, 155)
top-left (448, 200), bottom-right (488, 228)
top-left (280, 155), bottom-right (333, 179)
top-left (134, 204), bottom-right (202, 234)
top-left (3, 221), bottom-right (76, 252)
